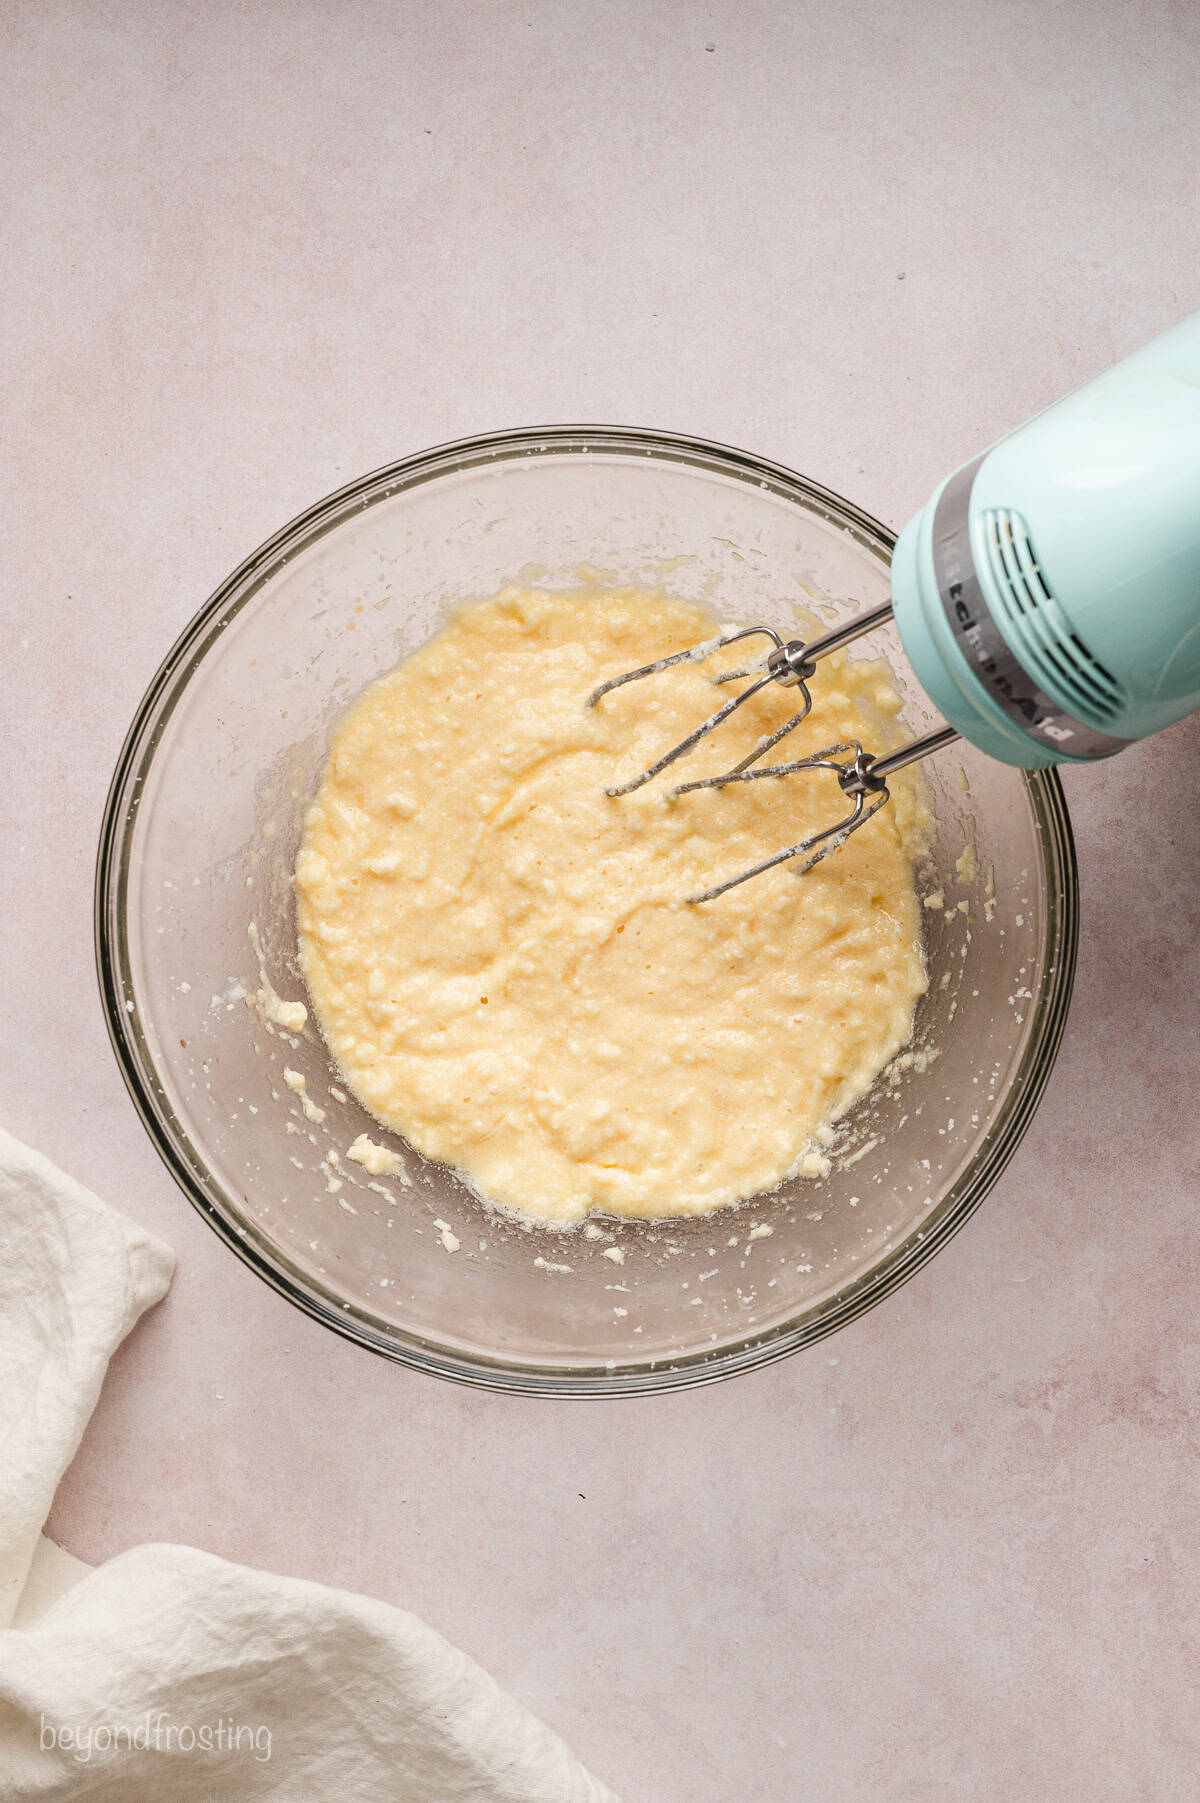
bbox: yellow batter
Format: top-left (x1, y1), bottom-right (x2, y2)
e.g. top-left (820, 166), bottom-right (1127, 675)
top-left (295, 585), bottom-right (929, 1224)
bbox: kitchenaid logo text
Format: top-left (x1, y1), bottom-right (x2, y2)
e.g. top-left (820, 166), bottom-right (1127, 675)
top-left (946, 579), bottom-right (1074, 742)
top-left (937, 518), bottom-right (1076, 746)
top-left (40, 1711), bottom-right (272, 1764)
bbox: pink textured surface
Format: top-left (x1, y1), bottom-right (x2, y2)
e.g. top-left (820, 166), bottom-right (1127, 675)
top-left (4, 4), bottom-right (1200, 1798)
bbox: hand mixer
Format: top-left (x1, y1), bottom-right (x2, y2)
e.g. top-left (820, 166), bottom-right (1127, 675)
top-left (590, 309), bottom-right (1200, 903)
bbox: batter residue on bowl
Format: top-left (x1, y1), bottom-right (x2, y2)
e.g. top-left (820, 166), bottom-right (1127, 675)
top-left (295, 584), bottom-right (930, 1224)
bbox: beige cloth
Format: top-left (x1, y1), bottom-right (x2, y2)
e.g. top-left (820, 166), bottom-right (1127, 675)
top-left (0, 1128), bottom-right (618, 1801)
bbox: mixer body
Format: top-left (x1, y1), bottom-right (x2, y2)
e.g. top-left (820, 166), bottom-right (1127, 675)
top-left (891, 309), bottom-right (1200, 769)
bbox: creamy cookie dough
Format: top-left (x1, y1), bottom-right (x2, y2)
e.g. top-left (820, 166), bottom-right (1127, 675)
top-left (295, 585), bottom-right (930, 1224)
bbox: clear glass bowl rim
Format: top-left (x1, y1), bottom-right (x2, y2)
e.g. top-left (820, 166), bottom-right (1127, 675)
top-left (95, 425), bottom-right (1079, 1397)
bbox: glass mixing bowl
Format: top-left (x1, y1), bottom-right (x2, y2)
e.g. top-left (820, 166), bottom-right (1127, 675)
top-left (96, 428), bottom-right (1077, 1395)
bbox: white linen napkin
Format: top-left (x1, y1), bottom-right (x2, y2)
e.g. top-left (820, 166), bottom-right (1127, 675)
top-left (0, 1128), bottom-right (618, 1801)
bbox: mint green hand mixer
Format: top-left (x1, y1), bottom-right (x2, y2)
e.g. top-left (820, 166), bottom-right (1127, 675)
top-left (591, 309), bottom-right (1200, 902)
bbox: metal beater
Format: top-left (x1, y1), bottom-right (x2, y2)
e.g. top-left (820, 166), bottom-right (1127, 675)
top-left (589, 609), bottom-right (955, 903)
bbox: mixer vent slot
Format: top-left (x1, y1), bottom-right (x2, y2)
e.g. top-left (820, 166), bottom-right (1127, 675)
top-left (980, 508), bottom-right (1125, 726)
